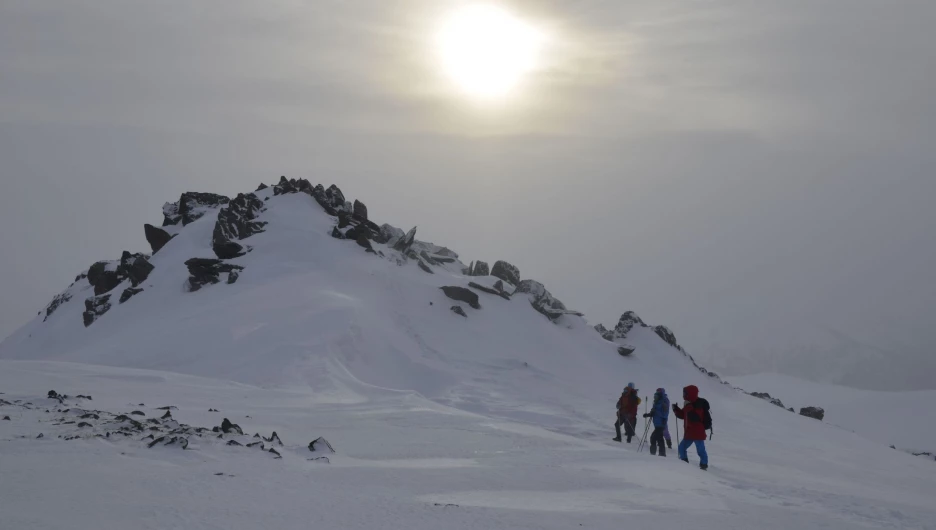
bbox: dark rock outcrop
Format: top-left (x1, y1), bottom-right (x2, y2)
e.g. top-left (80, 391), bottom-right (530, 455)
top-left (119, 287), bottom-right (143, 304)
top-left (467, 261), bottom-right (490, 277)
top-left (618, 346), bottom-right (635, 356)
top-left (393, 226), bottom-right (418, 253)
top-left (163, 192), bottom-right (230, 226)
top-left (82, 294), bottom-right (112, 327)
top-left (353, 199), bottom-right (368, 221)
top-left (750, 392), bottom-right (786, 409)
top-left (440, 286), bottom-right (481, 310)
top-left (184, 258), bottom-right (244, 292)
top-left (595, 324), bottom-right (614, 341)
top-left (418, 259), bottom-right (434, 274)
top-left (653, 325), bottom-right (680, 349)
top-left (87, 261), bottom-right (122, 296)
top-left (514, 280), bottom-right (581, 321)
top-left (451, 305), bottom-right (468, 317)
top-left (144, 224), bottom-right (173, 254)
top-left (376, 224), bottom-right (404, 245)
top-left (44, 292), bottom-right (72, 321)
top-left (256, 183), bottom-right (269, 191)
top-left (491, 261), bottom-right (520, 286)
top-left (613, 311), bottom-right (648, 339)
top-left (212, 193), bottom-right (267, 259)
top-left (308, 437), bottom-right (335, 453)
top-left (799, 407), bottom-right (825, 421)
top-left (220, 418), bottom-right (244, 435)
top-left (120, 251), bottom-right (154, 287)
top-left (468, 282), bottom-right (510, 300)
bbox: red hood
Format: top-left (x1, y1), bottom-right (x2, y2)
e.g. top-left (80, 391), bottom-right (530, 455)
top-left (683, 385), bottom-right (699, 401)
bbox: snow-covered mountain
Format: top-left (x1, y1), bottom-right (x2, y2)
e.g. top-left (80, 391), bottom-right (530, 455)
top-left (1, 178), bottom-right (934, 529)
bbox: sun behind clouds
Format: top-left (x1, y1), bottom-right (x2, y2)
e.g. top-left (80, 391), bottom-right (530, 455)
top-left (435, 3), bottom-right (546, 100)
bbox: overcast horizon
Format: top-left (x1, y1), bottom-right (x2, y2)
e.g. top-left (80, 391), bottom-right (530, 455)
top-left (2, 0), bottom-right (934, 389)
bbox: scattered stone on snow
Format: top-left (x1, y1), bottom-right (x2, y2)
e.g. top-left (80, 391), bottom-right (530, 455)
top-left (451, 305), bottom-right (467, 318)
top-left (439, 286), bottom-right (480, 310)
top-left (491, 260), bottom-right (520, 287)
top-left (799, 407), bottom-right (825, 421)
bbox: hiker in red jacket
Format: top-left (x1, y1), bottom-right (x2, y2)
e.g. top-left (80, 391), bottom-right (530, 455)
top-left (672, 385), bottom-right (710, 469)
top-left (613, 382), bottom-right (641, 443)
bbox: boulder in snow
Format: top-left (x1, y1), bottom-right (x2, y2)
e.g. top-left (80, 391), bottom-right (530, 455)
top-left (184, 258), bottom-right (244, 292)
top-left (220, 418), bottom-right (244, 435)
top-left (440, 286), bottom-right (480, 309)
top-left (799, 407), bottom-right (825, 421)
top-left (393, 226), bottom-right (418, 253)
top-left (653, 325), bottom-right (681, 349)
top-left (491, 261), bottom-right (520, 287)
top-left (163, 192), bottom-right (230, 226)
top-left (119, 287), bottom-right (143, 304)
top-left (212, 193), bottom-right (266, 260)
top-left (353, 199), bottom-right (368, 221)
top-left (82, 294), bottom-right (112, 327)
top-left (308, 436), bottom-right (335, 453)
top-left (451, 305), bottom-right (467, 317)
top-left (514, 280), bottom-right (580, 321)
top-left (144, 224), bottom-right (173, 254)
top-left (376, 224), bottom-right (404, 245)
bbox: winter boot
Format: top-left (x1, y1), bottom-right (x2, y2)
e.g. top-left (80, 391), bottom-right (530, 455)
top-left (667, 441), bottom-right (672, 449)
top-left (650, 448), bottom-right (656, 455)
top-left (612, 437), bottom-right (621, 442)
top-left (700, 464), bottom-right (708, 470)
top-left (659, 451), bottom-right (666, 457)
top-left (680, 457), bottom-right (689, 463)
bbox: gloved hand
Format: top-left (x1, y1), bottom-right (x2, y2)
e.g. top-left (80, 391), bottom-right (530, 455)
top-left (643, 413), bottom-right (651, 418)
top-left (672, 404), bottom-right (680, 413)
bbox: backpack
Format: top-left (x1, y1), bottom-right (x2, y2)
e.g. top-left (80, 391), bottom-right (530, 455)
top-left (696, 398), bottom-right (713, 430)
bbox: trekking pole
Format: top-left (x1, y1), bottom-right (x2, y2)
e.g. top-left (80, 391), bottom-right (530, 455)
top-left (637, 416), bottom-right (651, 452)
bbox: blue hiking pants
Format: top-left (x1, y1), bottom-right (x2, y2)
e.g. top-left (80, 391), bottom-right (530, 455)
top-left (678, 439), bottom-right (708, 466)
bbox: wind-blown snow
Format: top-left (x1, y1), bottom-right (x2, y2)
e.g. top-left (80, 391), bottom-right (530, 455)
top-left (2, 188), bottom-right (935, 528)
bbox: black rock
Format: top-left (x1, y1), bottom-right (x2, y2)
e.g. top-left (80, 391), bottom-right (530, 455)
top-left (356, 234), bottom-right (375, 252)
top-left (654, 325), bottom-right (681, 349)
top-left (514, 280), bottom-right (580, 321)
top-left (221, 418), bottom-right (244, 435)
top-left (418, 259), bottom-right (434, 274)
top-left (393, 226), bottom-right (417, 253)
top-left (308, 436), bottom-right (335, 453)
top-left (263, 431), bottom-right (284, 445)
top-left (147, 436), bottom-right (166, 448)
top-left (468, 282), bottom-right (511, 301)
top-left (376, 224), bottom-right (404, 245)
top-left (594, 324), bottom-right (614, 341)
top-left (47, 390), bottom-right (59, 399)
top-left (491, 261), bottom-right (520, 287)
top-left (37, 433), bottom-right (44, 439)
top-left (144, 224), bottom-right (174, 254)
top-left (209, 408), bottom-right (218, 412)
top-left (77, 422), bottom-right (92, 428)
top-left (256, 182), bottom-right (269, 191)
top-left (618, 346), bottom-right (635, 356)
top-left (119, 287), bottom-right (143, 304)
top-left (269, 447), bottom-right (282, 458)
top-left (451, 305), bottom-right (467, 318)
top-left (130, 411), bottom-right (145, 416)
top-left (468, 261), bottom-right (490, 276)
top-left (43, 292), bottom-right (73, 322)
top-left (82, 294), bottom-right (112, 327)
top-left (352, 199), bottom-right (368, 221)
top-left (440, 286), bottom-right (480, 310)
top-left (184, 258), bottom-right (244, 292)
top-left (80, 413), bottom-right (100, 419)
top-left (163, 192), bottom-right (230, 226)
top-left (156, 406), bottom-right (178, 410)
top-left (87, 261), bottom-right (122, 296)
top-left (613, 312), bottom-right (648, 339)
top-left (120, 251), bottom-right (154, 287)
top-left (493, 280), bottom-right (505, 292)
top-left (212, 193), bottom-right (267, 259)
top-left (2, 416), bottom-right (9, 421)
top-left (226, 440), bottom-right (243, 447)
top-left (161, 410), bottom-right (172, 420)
top-left (799, 407), bottom-right (825, 421)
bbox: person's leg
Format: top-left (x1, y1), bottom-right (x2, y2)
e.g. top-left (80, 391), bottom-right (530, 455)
top-left (678, 438), bottom-right (692, 461)
top-left (664, 425), bottom-right (672, 448)
top-left (695, 440), bottom-right (708, 467)
top-left (649, 426), bottom-right (661, 454)
top-left (614, 417), bottom-right (622, 440)
top-left (653, 427), bottom-right (665, 455)
top-left (624, 416), bottom-right (636, 442)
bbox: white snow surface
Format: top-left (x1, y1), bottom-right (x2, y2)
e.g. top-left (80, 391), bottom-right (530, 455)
top-left (2, 189), bottom-right (935, 528)
top-left (733, 372), bottom-right (936, 454)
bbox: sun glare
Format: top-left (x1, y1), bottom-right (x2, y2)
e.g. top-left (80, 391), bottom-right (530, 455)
top-left (436, 4), bottom-right (545, 99)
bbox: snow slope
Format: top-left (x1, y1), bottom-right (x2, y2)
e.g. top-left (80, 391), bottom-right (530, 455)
top-left (733, 373), bottom-right (936, 455)
top-left (2, 182), bottom-right (936, 528)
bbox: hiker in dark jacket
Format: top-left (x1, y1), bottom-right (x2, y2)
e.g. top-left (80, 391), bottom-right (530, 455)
top-left (642, 388), bottom-right (669, 456)
top-left (672, 384), bottom-right (709, 469)
top-left (613, 382), bottom-right (641, 443)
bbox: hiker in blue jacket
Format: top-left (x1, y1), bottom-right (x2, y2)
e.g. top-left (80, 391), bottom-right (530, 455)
top-left (642, 388), bottom-right (670, 456)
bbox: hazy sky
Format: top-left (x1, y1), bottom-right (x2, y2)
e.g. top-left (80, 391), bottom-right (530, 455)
top-left (2, 0), bottom-right (934, 388)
